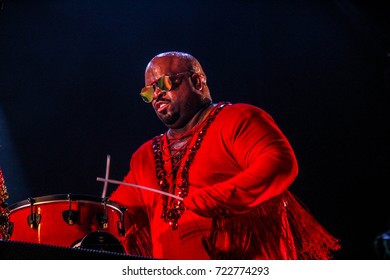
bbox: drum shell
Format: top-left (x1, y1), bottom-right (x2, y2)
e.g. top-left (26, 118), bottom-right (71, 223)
top-left (8, 194), bottom-right (125, 248)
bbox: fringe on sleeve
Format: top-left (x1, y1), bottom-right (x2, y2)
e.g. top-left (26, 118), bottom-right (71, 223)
top-left (121, 210), bottom-right (153, 259)
top-left (202, 190), bottom-right (341, 260)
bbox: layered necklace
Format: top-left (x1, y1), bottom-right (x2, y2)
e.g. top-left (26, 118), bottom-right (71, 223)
top-left (152, 102), bottom-right (230, 229)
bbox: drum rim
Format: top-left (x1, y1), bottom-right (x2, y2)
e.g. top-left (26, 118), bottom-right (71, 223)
top-left (8, 194), bottom-right (125, 214)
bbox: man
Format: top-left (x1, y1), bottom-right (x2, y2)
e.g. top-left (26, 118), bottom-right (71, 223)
top-left (109, 51), bottom-right (340, 259)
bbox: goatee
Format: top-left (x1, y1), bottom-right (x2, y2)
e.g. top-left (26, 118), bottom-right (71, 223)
top-left (161, 112), bottom-right (180, 125)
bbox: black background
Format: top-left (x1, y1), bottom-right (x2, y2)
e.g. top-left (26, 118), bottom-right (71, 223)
top-left (1, 0), bottom-right (389, 259)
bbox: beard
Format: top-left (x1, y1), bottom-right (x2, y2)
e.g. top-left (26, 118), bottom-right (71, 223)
top-left (158, 111), bottom-right (180, 125)
top-left (156, 96), bottom-right (211, 128)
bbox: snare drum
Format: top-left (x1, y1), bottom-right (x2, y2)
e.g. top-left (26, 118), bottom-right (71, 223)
top-left (8, 194), bottom-right (126, 249)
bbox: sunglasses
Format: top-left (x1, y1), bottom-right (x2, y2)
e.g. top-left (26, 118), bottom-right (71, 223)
top-left (140, 71), bottom-right (192, 103)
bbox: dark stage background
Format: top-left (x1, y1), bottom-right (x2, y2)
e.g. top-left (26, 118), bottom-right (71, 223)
top-left (1, 0), bottom-right (389, 259)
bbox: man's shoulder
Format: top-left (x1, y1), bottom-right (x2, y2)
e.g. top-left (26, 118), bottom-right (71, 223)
top-left (132, 138), bottom-right (155, 158)
top-left (221, 102), bottom-right (269, 117)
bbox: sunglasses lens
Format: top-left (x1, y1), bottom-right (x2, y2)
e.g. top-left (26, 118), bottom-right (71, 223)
top-left (157, 75), bottom-right (172, 91)
top-left (140, 73), bottom-right (187, 103)
top-left (140, 86), bottom-right (154, 103)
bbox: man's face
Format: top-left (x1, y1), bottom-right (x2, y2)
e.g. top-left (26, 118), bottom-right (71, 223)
top-left (144, 56), bottom-right (205, 129)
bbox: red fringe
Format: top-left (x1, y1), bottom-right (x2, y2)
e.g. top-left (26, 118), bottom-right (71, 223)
top-left (202, 191), bottom-right (341, 259)
top-left (123, 190), bottom-right (341, 259)
top-left (123, 224), bottom-right (153, 258)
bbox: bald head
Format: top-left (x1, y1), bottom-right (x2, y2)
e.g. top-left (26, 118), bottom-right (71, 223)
top-left (146, 52), bottom-right (204, 77)
top-left (145, 51), bottom-right (211, 100)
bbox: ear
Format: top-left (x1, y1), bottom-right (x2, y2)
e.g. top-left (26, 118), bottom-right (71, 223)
top-left (191, 74), bottom-right (203, 90)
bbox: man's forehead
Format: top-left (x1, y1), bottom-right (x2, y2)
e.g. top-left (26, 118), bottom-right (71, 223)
top-left (145, 56), bottom-right (189, 83)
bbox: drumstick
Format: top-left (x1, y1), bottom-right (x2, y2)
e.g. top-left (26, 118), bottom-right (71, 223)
top-left (101, 154), bottom-right (111, 198)
top-left (96, 177), bottom-right (183, 201)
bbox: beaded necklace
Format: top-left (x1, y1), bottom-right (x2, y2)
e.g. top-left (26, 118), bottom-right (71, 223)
top-left (152, 102), bottom-right (230, 229)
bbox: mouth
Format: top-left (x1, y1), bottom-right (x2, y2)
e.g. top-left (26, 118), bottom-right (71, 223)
top-left (154, 100), bottom-right (170, 113)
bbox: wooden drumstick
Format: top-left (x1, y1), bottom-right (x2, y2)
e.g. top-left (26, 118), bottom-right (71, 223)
top-left (96, 177), bottom-right (183, 201)
top-left (101, 154), bottom-right (111, 198)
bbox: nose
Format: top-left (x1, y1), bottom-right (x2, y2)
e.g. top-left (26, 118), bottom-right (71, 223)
top-left (153, 87), bottom-right (166, 101)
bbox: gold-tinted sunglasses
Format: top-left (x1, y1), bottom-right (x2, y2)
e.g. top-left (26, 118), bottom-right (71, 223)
top-left (140, 71), bottom-right (192, 103)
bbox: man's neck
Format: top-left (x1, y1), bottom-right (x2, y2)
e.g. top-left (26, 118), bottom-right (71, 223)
top-left (167, 103), bottom-right (215, 138)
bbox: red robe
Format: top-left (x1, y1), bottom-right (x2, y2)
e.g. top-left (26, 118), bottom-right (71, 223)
top-left (109, 102), bottom-right (340, 259)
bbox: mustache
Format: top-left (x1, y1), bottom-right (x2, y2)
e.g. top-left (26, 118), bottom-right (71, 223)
top-left (154, 95), bottom-right (170, 103)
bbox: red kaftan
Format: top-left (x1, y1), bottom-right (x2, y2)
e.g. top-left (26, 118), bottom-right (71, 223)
top-left (109, 103), bottom-right (340, 259)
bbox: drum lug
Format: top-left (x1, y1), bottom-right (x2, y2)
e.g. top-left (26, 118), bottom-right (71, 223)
top-left (97, 197), bottom-right (108, 229)
top-left (117, 206), bottom-right (126, 236)
top-left (27, 198), bottom-right (41, 229)
top-left (27, 213), bottom-right (41, 228)
top-left (97, 213), bottom-right (108, 229)
top-left (63, 194), bottom-right (79, 225)
top-left (62, 210), bottom-right (79, 225)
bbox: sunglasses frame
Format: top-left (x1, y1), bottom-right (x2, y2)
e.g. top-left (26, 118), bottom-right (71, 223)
top-left (140, 71), bottom-right (193, 103)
